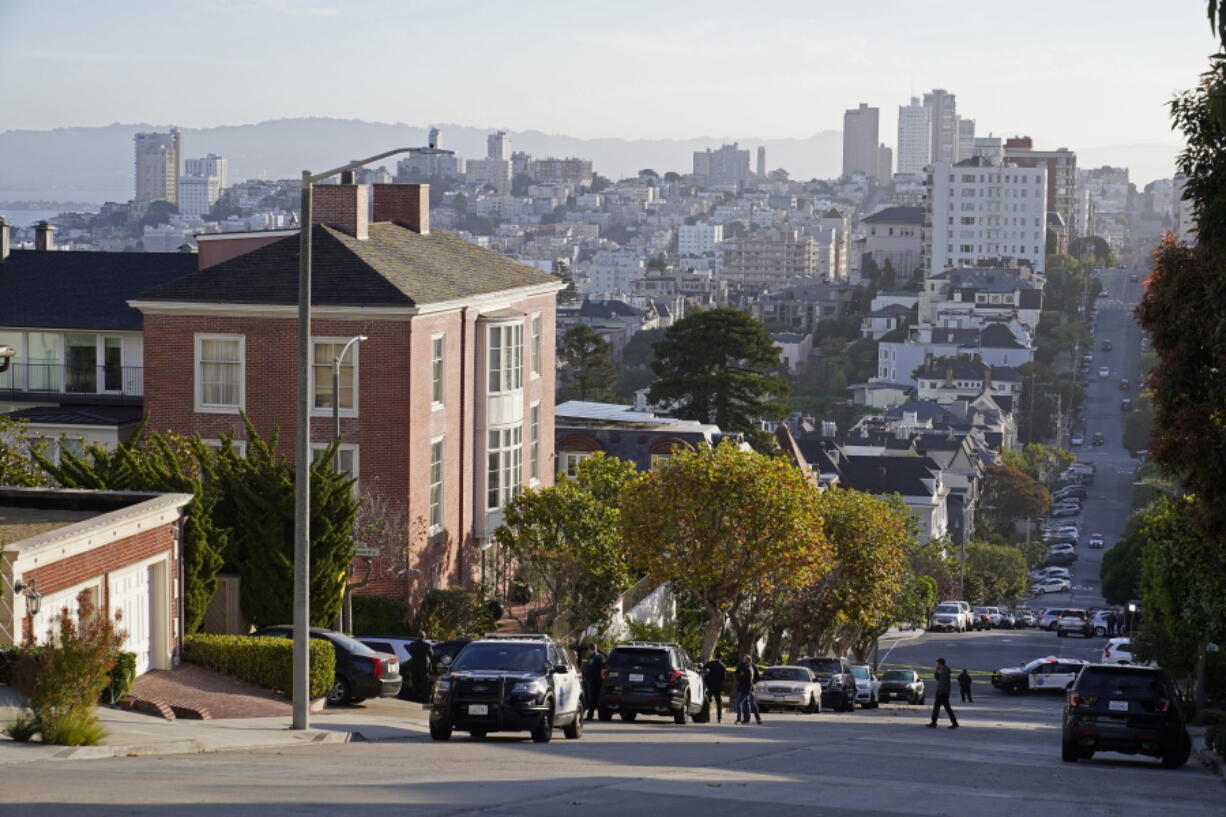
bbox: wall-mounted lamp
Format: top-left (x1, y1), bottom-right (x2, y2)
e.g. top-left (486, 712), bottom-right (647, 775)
top-left (13, 578), bottom-right (41, 617)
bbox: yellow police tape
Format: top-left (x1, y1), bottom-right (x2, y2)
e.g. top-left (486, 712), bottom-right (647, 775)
top-left (877, 663), bottom-right (997, 679)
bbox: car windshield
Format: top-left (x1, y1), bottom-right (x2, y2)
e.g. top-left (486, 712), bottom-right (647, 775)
top-left (1077, 668), bottom-right (1167, 699)
top-left (762, 667), bottom-right (809, 682)
top-left (321, 632), bottom-right (375, 655)
top-left (803, 658), bottom-right (842, 674)
top-left (1022, 658), bottom-right (1056, 672)
top-left (607, 648), bottom-right (670, 670)
top-left (849, 666), bottom-right (870, 679)
top-left (882, 670), bottom-right (914, 681)
top-left (934, 604), bottom-right (959, 614)
top-left (450, 643), bottom-right (547, 672)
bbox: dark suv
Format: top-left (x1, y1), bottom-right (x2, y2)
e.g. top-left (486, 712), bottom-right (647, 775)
top-left (597, 642), bottom-right (709, 724)
top-left (427, 634), bottom-right (584, 743)
top-left (797, 657), bottom-right (857, 712)
top-left (1062, 664), bottom-right (1190, 768)
top-left (251, 625), bottom-right (401, 705)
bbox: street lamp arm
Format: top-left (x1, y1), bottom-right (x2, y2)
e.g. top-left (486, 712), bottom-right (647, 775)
top-left (305, 146), bottom-right (456, 185)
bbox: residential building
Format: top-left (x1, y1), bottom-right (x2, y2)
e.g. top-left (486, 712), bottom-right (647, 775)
top-left (134, 128), bottom-right (182, 205)
top-left (955, 117), bottom-right (976, 162)
top-left (877, 323), bottom-right (1034, 386)
top-left (897, 97), bottom-right (931, 175)
top-left (554, 400), bottom-right (739, 474)
top-left (487, 130), bottom-right (511, 161)
top-left (753, 281), bottom-right (858, 332)
top-left (178, 174), bottom-right (221, 218)
top-left (757, 146), bottom-right (767, 179)
top-left (876, 144), bottom-right (893, 183)
top-left (678, 223), bottom-right (723, 256)
top-left (531, 158), bottom-right (593, 186)
top-left (397, 128), bottom-right (462, 179)
top-left (131, 183), bottom-right (563, 597)
top-left (466, 158), bottom-right (512, 194)
top-left (861, 205), bottom-right (923, 277)
top-left (185, 154), bottom-right (228, 190)
top-left (772, 331), bottom-right (812, 371)
top-left (920, 265), bottom-right (1043, 329)
top-left (861, 303), bottom-right (910, 340)
top-left (913, 358), bottom-right (1023, 404)
top-left (923, 89), bottom-right (958, 165)
top-left (720, 228), bottom-right (818, 286)
top-left (925, 156), bottom-right (1047, 275)
top-left (693, 143), bottom-right (751, 189)
top-left (843, 104), bottom-right (880, 179)
top-left (1004, 137), bottom-right (1079, 236)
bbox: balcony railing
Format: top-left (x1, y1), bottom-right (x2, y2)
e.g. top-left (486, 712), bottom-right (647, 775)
top-left (0, 362), bottom-right (144, 401)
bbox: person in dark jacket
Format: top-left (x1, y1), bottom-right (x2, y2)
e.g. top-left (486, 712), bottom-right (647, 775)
top-left (407, 632), bottom-right (434, 702)
top-left (703, 655), bottom-right (727, 723)
top-left (581, 644), bottom-right (605, 721)
top-left (928, 657), bottom-right (959, 728)
top-left (957, 668), bottom-right (973, 702)
top-left (734, 655), bottom-right (762, 724)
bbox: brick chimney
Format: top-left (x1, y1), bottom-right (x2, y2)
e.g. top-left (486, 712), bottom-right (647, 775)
top-left (312, 184), bottom-right (368, 239)
top-left (34, 220), bottom-right (55, 251)
top-left (372, 184), bottom-right (430, 235)
top-left (0, 217), bottom-right (9, 261)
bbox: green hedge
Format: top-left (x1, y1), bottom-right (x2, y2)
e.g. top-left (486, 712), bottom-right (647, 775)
top-left (183, 635), bottom-right (334, 699)
top-left (351, 595), bottom-right (413, 636)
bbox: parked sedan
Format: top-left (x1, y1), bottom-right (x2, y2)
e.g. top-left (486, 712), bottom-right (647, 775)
top-left (1070, 434), bottom-right (1085, 447)
top-left (848, 664), bottom-right (881, 708)
top-left (1087, 533), bottom-right (1105, 549)
top-left (878, 669), bottom-right (925, 704)
top-left (1032, 577), bottom-right (1071, 595)
top-left (1049, 505), bottom-right (1081, 518)
top-left (753, 666), bottom-right (823, 713)
top-left (1102, 637), bottom-right (1136, 665)
top-left (1098, 366), bottom-right (1110, 378)
top-left (253, 625), bottom-right (402, 705)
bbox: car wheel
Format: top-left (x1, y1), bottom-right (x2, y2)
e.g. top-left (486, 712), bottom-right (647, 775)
top-left (620, 711), bottom-right (638, 722)
top-left (1161, 732), bottom-right (1191, 769)
top-left (673, 694), bottom-right (690, 725)
top-left (1094, 627), bottom-right (1106, 637)
top-left (326, 677), bottom-right (352, 706)
top-left (869, 693), bottom-right (879, 709)
top-left (430, 720), bottom-right (453, 741)
top-left (1049, 622), bottom-right (1060, 631)
top-left (469, 729), bottom-right (487, 739)
top-left (598, 707), bottom-right (613, 722)
top-left (531, 705), bottom-right (554, 743)
top-left (804, 695), bottom-right (818, 714)
top-left (694, 697), bottom-right (711, 723)
top-left (563, 706), bottom-right (583, 740)
top-left (844, 695), bottom-right (856, 713)
top-left (1007, 683), bottom-right (1025, 696)
top-left (1061, 739), bottom-right (1079, 763)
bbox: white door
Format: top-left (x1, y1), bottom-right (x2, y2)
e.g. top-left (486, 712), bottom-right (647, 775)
top-left (112, 566), bottom-right (152, 675)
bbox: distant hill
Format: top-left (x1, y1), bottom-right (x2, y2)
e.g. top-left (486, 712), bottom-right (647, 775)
top-left (0, 118), bottom-right (844, 203)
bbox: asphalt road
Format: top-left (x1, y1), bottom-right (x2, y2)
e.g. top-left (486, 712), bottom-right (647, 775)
top-left (9, 628), bottom-right (1220, 817)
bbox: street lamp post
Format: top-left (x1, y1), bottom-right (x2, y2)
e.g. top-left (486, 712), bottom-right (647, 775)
top-left (292, 145), bottom-right (452, 731)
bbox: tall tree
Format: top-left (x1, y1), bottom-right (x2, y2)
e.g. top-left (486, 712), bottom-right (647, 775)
top-left (0, 417), bottom-right (49, 486)
top-left (493, 453), bottom-right (640, 636)
top-left (619, 440), bottom-right (831, 660)
top-left (977, 465), bottom-right (1049, 537)
top-left (1000, 443), bottom-right (1075, 490)
top-left (648, 307), bottom-right (790, 434)
top-left (557, 324), bottom-right (617, 402)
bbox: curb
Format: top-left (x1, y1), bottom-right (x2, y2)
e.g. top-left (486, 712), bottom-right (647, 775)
top-left (0, 728), bottom-right (357, 765)
top-left (1193, 744), bottom-right (1224, 782)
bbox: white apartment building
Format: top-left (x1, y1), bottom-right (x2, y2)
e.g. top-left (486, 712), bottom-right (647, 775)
top-left (923, 89), bottom-right (958, 165)
top-left (897, 97), bottom-right (931, 175)
top-left (678, 223), bottom-right (723, 255)
top-left (184, 154), bottom-right (227, 190)
top-left (466, 158), bottom-right (512, 193)
top-left (956, 118), bottom-right (976, 162)
top-left (843, 103), bottom-right (880, 179)
top-left (178, 174), bottom-right (221, 218)
top-left (586, 249), bottom-right (645, 296)
top-left (926, 157), bottom-right (1048, 275)
top-left (720, 229), bottom-right (818, 286)
top-left (487, 130), bottom-right (511, 160)
top-left (693, 144), bottom-right (750, 188)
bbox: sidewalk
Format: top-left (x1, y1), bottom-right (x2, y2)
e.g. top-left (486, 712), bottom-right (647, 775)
top-left (0, 691), bottom-right (433, 765)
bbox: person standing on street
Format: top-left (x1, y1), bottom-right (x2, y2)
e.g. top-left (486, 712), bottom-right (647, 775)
top-left (928, 657), bottom-right (959, 729)
top-left (581, 644), bottom-right (605, 721)
top-left (957, 668), bottom-right (973, 703)
top-left (734, 655), bottom-right (762, 725)
top-left (703, 655), bottom-right (727, 723)
top-left (408, 631), bottom-right (434, 702)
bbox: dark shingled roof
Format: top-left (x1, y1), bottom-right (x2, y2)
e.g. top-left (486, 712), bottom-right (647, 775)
top-left (579, 299), bottom-right (641, 319)
top-left (0, 250), bottom-right (198, 331)
top-left (862, 206), bottom-right (923, 225)
top-left (137, 223), bottom-right (559, 307)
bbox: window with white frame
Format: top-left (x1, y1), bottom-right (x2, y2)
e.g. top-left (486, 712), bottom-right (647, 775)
top-left (530, 315), bottom-right (542, 378)
top-left (429, 437), bottom-right (444, 532)
top-left (487, 323), bottom-right (523, 393)
top-left (559, 451), bottom-right (593, 478)
top-left (311, 442), bottom-right (358, 480)
top-left (311, 340), bottom-right (358, 415)
top-left (650, 453), bottom-right (673, 470)
top-left (195, 334), bottom-right (244, 413)
top-left (431, 334), bottom-right (445, 405)
top-left (202, 438), bottom-right (247, 457)
top-left (486, 426), bottom-right (522, 510)
top-left (529, 403), bottom-right (540, 481)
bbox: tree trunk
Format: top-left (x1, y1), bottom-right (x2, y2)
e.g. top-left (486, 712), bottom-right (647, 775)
top-left (700, 609), bottom-right (726, 662)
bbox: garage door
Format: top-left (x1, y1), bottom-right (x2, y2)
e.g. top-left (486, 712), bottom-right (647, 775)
top-left (111, 566), bottom-right (152, 675)
top-left (31, 587), bottom-right (92, 645)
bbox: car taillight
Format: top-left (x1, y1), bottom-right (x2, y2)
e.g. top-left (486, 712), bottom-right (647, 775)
top-left (1067, 690), bottom-right (1081, 707)
top-left (601, 667), bottom-right (609, 680)
top-left (1103, 645), bottom-right (1111, 658)
top-left (659, 669), bottom-right (683, 684)
top-left (369, 656), bottom-right (384, 679)
top-left (1157, 698), bottom-right (1169, 712)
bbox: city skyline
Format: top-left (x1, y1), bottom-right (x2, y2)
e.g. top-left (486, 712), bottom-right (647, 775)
top-left (0, 0), bottom-right (1210, 188)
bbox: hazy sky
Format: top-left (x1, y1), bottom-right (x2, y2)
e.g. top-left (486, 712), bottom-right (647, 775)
top-left (0, 1), bottom-right (1212, 169)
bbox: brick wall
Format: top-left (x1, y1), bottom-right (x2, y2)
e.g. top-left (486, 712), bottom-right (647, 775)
top-left (372, 184), bottom-right (428, 234)
top-left (312, 184), bottom-right (368, 239)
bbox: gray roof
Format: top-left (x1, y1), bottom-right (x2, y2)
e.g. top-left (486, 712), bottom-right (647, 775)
top-left (862, 206), bottom-right (923, 225)
top-left (6, 405), bottom-right (144, 426)
top-left (772, 332), bottom-right (808, 343)
top-left (867, 304), bottom-right (911, 318)
top-left (137, 223), bottom-right (559, 307)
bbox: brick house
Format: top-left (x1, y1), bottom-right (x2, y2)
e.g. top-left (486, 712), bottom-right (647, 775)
top-left (1, 487), bottom-right (192, 674)
top-left (130, 184), bottom-right (562, 601)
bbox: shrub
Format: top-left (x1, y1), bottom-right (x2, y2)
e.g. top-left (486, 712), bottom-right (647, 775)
top-left (409, 586), bottom-right (499, 640)
top-left (3, 712), bottom-right (39, 742)
top-left (1196, 708), bottom-right (1226, 727)
top-left (9, 591), bottom-right (126, 746)
top-left (104, 652), bottom-right (137, 704)
top-left (183, 634), bottom-right (333, 699)
top-left (351, 595), bottom-right (413, 636)
top-left (0, 645), bottom-right (27, 686)
top-left (1206, 724), bottom-right (1226, 758)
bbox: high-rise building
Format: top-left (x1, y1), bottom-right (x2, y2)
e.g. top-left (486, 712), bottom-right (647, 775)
top-left (178, 153), bottom-right (228, 218)
top-left (757, 146), bottom-right (767, 179)
top-left (184, 154), bottom-right (227, 190)
top-left (956, 117), bottom-right (976, 162)
top-left (692, 143), bottom-right (751, 188)
top-left (1004, 137), bottom-right (1080, 236)
top-left (842, 103), bottom-right (880, 179)
top-left (720, 228), bottom-right (819, 285)
top-left (487, 130), bottom-right (511, 161)
top-left (530, 157), bottom-right (593, 185)
top-left (923, 90), bottom-right (958, 165)
top-left (876, 144), bottom-right (893, 183)
top-left (134, 128), bottom-right (182, 205)
top-left (397, 128), bottom-right (462, 179)
top-left (924, 155), bottom-right (1047, 275)
top-left (897, 97), bottom-right (931, 176)
top-left (466, 158), bottom-right (512, 193)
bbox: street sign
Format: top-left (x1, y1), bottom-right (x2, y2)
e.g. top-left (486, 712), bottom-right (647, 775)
top-left (354, 547), bottom-right (380, 558)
